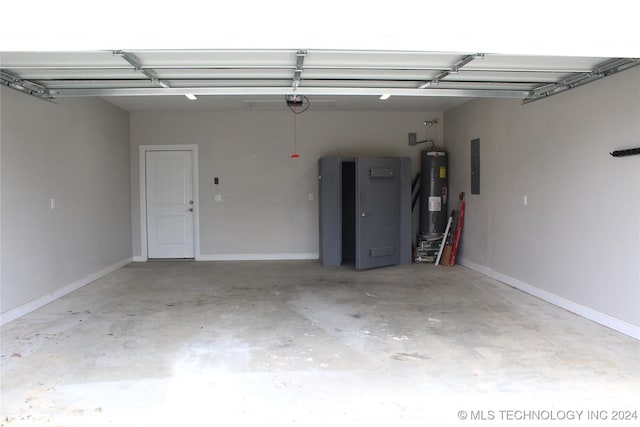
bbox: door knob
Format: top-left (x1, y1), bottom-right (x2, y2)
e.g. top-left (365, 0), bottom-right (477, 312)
top-left (361, 212), bottom-right (369, 217)
top-left (186, 208), bottom-right (194, 212)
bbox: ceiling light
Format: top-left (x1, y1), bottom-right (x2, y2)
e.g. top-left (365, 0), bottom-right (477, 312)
top-left (185, 94), bottom-right (197, 100)
top-left (379, 94), bottom-right (391, 100)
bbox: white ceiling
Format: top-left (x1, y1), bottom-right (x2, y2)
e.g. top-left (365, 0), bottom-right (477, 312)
top-left (2, 2), bottom-right (638, 57)
top-left (1, 2), bottom-right (636, 113)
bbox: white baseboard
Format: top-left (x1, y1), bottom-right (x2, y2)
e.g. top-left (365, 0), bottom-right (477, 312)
top-left (132, 255), bottom-right (147, 262)
top-left (197, 253), bottom-right (319, 261)
top-left (1, 257), bottom-right (132, 326)
top-left (459, 258), bottom-right (640, 340)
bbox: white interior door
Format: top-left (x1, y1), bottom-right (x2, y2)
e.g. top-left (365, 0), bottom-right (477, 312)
top-left (146, 150), bottom-right (194, 259)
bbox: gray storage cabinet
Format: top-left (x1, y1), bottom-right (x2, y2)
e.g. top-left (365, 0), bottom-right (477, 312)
top-left (319, 156), bottom-right (412, 269)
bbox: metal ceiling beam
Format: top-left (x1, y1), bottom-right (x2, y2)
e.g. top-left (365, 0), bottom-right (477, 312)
top-left (47, 86), bottom-right (531, 99)
top-left (4, 66), bottom-right (137, 70)
top-left (418, 53), bottom-right (484, 89)
top-left (6, 78), bottom-right (565, 91)
top-left (306, 66), bottom-right (591, 73)
top-left (292, 50), bottom-right (306, 91)
top-left (1, 65), bottom-right (597, 74)
top-left (455, 67), bottom-right (594, 74)
top-left (113, 50), bottom-right (171, 88)
top-left (524, 57), bottom-right (639, 104)
top-left (0, 70), bottom-right (56, 103)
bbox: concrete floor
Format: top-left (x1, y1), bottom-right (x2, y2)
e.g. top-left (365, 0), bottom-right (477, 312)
top-left (1, 261), bottom-right (638, 426)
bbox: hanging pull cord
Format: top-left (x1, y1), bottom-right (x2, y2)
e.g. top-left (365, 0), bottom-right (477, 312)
top-left (286, 95), bottom-right (309, 158)
top-left (291, 109), bottom-right (299, 158)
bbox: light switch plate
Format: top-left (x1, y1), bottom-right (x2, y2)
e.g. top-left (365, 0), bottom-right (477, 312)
top-left (214, 194), bottom-right (222, 201)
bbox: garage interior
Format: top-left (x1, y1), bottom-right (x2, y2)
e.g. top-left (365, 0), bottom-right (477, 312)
top-left (1, 35), bottom-right (639, 425)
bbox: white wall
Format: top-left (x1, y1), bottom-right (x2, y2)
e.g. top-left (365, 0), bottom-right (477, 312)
top-left (444, 67), bottom-right (640, 334)
top-left (130, 110), bottom-right (442, 259)
top-left (0, 86), bottom-right (132, 319)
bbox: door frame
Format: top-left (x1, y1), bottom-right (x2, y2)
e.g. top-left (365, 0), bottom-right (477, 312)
top-left (139, 145), bottom-right (200, 261)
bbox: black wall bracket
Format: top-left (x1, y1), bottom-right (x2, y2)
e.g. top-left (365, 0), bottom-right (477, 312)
top-left (610, 148), bottom-right (640, 157)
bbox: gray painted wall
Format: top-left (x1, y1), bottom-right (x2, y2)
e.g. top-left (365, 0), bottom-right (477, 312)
top-left (130, 110), bottom-right (442, 258)
top-left (444, 67), bottom-right (640, 328)
top-left (1, 86), bottom-right (132, 314)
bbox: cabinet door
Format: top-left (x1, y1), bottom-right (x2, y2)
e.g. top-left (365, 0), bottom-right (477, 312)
top-left (318, 157), bottom-right (342, 266)
top-left (355, 157), bottom-right (401, 270)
